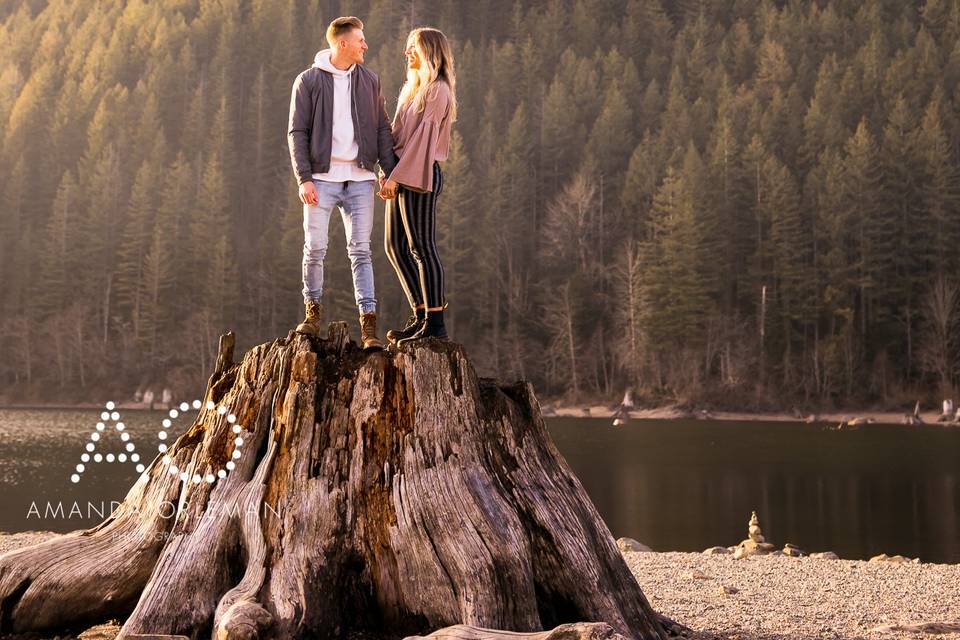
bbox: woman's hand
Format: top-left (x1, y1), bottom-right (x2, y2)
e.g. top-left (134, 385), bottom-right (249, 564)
top-left (378, 178), bottom-right (398, 200)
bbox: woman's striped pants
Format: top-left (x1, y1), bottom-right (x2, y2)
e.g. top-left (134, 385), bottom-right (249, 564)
top-left (384, 162), bottom-right (445, 309)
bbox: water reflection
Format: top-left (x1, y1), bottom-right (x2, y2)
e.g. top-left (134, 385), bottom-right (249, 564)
top-left (548, 418), bottom-right (960, 563)
top-left (0, 410), bottom-right (958, 563)
top-left (0, 408), bottom-right (173, 534)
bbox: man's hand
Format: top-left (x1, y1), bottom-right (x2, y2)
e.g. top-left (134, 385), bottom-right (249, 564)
top-left (378, 178), bottom-right (398, 200)
top-left (299, 181), bottom-right (319, 206)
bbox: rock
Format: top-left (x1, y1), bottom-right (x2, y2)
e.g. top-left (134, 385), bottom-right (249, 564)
top-left (616, 537), bottom-right (653, 553)
top-left (937, 399), bottom-right (954, 422)
top-left (404, 622), bottom-right (631, 639)
top-left (747, 511), bottom-right (765, 543)
top-left (733, 539), bottom-right (775, 559)
top-left (870, 553), bottom-right (916, 563)
top-left (78, 623), bottom-right (123, 640)
top-left (810, 551), bottom-right (839, 560)
top-left (702, 546), bottom-right (731, 555)
top-left (870, 622), bottom-right (960, 634)
top-left (733, 511), bottom-right (774, 558)
top-left (684, 569), bottom-right (712, 580)
top-left (715, 585), bottom-right (739, 596)
top-left (783, 543), bottom-right (806, 557)
top-left (770, 550), bottom-right (785, 556)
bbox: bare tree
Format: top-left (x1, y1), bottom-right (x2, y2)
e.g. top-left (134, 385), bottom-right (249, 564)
top-left (542, 173), bottom-right (598, 273)
top-left (611, 240), bottom-right (646, 385)
top-left (917, 275), bottom-right (959, 397)
top-left (542, 282), bottom-right (580, 400)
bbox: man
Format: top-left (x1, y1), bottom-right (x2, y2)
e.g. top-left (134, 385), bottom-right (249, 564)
top-left (287, 16), bottom-right (396, 349)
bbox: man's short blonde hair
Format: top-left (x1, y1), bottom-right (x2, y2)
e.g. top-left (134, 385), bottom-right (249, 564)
top-left (326, 16), bottom-right (363, 47)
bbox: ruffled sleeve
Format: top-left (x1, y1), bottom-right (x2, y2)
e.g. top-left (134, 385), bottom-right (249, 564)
top-left (389, 82), bottom-right (450, 192)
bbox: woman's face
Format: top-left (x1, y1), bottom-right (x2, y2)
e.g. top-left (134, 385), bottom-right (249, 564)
top-left (404, 38), bottom-right (422, 70)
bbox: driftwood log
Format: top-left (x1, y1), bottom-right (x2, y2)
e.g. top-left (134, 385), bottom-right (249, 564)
top-left (0, 324), bottom-right (668, 640)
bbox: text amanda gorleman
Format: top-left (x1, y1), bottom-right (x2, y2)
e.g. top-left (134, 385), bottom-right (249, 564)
top-left (25, 500), bottom-right (281, 521)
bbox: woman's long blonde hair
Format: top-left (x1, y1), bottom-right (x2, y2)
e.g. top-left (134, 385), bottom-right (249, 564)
top-left (398, 27), bottom-right (458, 122)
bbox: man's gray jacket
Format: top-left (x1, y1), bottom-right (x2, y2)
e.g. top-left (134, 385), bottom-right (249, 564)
top-left (287, 63), bottom-right (397, 185)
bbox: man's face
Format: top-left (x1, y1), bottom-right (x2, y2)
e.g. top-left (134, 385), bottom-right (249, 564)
top-left (338, 28), bottom-right (367, 64)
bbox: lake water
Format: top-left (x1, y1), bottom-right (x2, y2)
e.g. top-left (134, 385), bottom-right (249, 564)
top-left (0, 409), bottom-right (958, 563)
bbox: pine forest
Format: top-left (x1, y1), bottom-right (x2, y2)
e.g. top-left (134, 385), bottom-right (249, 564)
top-left (1, 0), bottom-right (960, 409)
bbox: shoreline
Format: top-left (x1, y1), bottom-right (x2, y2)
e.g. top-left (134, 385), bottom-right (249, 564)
top-left (0, 530), bottom-right (949, 565)
top-left (0, 402), bottom-right (177, 410)
top-left (545, 403), bottom-right (954, 426)
top-left (1, 532), bottom-right (957, 640)
top-left (2, 402), bottom-right (954, 426)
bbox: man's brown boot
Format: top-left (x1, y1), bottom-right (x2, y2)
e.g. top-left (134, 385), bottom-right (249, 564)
top-left (295, 300), bottom-right (323, 336)
top-left (359, 312), bottom-right (385, 350)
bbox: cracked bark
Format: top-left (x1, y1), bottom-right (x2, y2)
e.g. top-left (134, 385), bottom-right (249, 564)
top-left (0, 324), bottom-right (668, 640)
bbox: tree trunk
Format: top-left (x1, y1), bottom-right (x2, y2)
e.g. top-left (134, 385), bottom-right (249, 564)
top-left (0, 324), bottom-right (667, 640)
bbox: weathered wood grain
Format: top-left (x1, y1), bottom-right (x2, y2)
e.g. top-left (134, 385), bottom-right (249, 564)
top-left (402, 622), bottom-right (628, 639)
top-left (0, 324), bottom-right (667, 640)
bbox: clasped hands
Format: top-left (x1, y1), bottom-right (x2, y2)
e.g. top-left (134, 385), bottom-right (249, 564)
top-left (297, 176), bottom-right (397, 205)
top-left (378, 174), bottom-right (398, 200)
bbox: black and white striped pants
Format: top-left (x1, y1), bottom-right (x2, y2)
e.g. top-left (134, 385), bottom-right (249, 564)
top-left (385, 162), bottom-right (445, 309)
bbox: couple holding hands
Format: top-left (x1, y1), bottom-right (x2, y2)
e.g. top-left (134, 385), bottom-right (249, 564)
top-left (287, 16), bottom-right (456, 350)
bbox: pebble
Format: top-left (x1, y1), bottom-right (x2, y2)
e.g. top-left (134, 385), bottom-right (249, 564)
top-left (4, 532), bottom-right (959, 640)
top-left (624, 550), bottom-right (960, 639)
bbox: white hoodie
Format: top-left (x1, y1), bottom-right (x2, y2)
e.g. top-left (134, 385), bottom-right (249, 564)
top-left (311, 49), bottom-right (376, 183)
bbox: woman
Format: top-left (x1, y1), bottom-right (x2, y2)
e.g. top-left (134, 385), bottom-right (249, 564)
top-left (379, 27), bottom-right (457, 345)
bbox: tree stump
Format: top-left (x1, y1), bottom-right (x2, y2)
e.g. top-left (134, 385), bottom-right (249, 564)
top-left (0, 324), bottom-right (668, 640)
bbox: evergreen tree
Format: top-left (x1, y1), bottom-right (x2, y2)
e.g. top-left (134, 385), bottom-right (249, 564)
top-left (765, 157), bottom-right (812, 383)
top-left (586, 84), bottom-right (635, 219)
top-left (917, 88), bottom-right (960, 275)
top-left (643, 166), bottom-right (710, 347)
top-left (5, 0), bottom-right (960, 404)
top-left (192, 153), bottom-right (234, 321)
top-left (842, 118), bottom-right (886, 340)
top-left (0, 157), bottom-right (27, 314)
top-left (881, 94), bottom-right (924, 371)
top-left (115, 161), bottom-right (160, 345)
top-left (435, 132), bottom-right (475, 338)
top-left (37, 171), bottom-right (80, 316)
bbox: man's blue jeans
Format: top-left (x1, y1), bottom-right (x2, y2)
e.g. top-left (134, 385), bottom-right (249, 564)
top-left (302, 179), bottom-right (377, 314)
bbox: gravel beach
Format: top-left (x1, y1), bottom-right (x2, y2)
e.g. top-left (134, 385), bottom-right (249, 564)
top-left (1, 532), bottom-right (958, 639)
top-left (625, 550), bottom-right (960, 640)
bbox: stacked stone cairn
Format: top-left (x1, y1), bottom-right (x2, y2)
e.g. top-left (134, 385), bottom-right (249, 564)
top-left (733, 511), bottom-right (777, 559)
